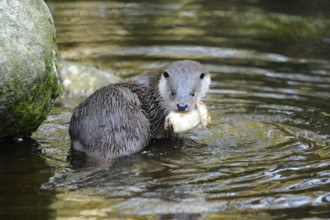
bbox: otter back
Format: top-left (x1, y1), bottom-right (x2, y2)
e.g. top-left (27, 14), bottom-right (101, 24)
top-left (69, 84), bottom-right (151, 159)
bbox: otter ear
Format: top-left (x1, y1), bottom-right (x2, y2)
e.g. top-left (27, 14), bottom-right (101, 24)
top-left (163, 71), bottom-right (170, 78)
top-left (200, 73), bottom-right (205, 79)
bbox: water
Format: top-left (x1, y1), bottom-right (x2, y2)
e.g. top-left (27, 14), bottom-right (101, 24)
top-left (1, 0), bottom-right (330, 219)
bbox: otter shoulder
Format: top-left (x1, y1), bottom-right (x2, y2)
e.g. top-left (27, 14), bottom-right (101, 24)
top-left (127, 71), bottom-right (161, 88)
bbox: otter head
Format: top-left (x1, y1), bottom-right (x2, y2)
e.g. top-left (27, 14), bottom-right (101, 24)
top-left (158, 60), bottom-right (211, 112)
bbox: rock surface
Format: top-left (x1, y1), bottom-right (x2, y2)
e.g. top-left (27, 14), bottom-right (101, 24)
top-left (0, 0), bottom-right (60, 139)
top-left (58, 60), bottom-right (121, 98)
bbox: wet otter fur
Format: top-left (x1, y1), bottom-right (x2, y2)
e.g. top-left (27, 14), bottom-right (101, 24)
top-left (69, 60), bottom-right (211, 159)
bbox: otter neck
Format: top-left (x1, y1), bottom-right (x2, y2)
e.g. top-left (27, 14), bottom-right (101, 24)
top-left (146, 73), bottom-right (171, 138)
top-left (128, 72), bottom-right (171, 138)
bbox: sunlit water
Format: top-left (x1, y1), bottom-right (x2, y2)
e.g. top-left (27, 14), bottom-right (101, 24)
top-left (1, 0), bottom-right (330, 219)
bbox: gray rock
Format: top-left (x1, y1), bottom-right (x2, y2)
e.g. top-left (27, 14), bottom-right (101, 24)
top-left (0, 0), bottom-right (60, 139)
top-left (189, 117), bottom-right (293, 150)
top-left (58, 60), bottom-right (121, 98)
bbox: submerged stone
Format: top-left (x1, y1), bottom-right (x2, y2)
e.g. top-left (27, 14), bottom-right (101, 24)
top-left (58, 60), bottom-right (121, 99)
top-left (0, 0), bottom-right (60, 139)
top-left (189, 117), bottom-right (294, 150)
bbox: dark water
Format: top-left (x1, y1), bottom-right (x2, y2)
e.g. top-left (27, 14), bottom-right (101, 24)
top-left (1, 0), bottom-right (330, 219)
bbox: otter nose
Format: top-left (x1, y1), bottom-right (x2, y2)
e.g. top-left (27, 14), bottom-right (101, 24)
top-left (177, 103), bottom-right (188, 111)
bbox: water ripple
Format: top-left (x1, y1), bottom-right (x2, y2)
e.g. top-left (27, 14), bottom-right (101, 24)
top-left (36, 0), bottom-right (330, 218)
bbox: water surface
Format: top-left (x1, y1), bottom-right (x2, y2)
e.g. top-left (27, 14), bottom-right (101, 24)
top-left (1, 0), bottom-right (330, 219)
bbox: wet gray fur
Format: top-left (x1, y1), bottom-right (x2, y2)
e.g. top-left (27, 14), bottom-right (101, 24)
top-left (69, 60), bottom-right (211, 159)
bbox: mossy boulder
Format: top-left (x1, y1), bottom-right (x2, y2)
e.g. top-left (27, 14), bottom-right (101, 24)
top-left (0, 0), bottom-right (60, 139)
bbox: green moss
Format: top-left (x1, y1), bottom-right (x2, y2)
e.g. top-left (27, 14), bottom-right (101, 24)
top-left (0, 46), bottom-right (60, 138)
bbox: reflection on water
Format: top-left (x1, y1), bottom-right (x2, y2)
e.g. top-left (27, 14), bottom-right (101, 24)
top-left (2, 0), bottom-right (330, 219)
top-left (0, 139), bottom-right (55, 219)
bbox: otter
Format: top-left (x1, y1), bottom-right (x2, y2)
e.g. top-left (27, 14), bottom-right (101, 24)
top-left (69, 60), bottom-right (211, 159)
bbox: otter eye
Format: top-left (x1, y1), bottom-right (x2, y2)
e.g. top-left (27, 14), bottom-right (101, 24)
top-left (163, 71), bottom-right (170, 78)
top-left (171, 91), bottom-right (176, 96)
top-left (200, 73), bottom-right (205, 79)
top-left (190, 91), bottom-right (195, 97)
